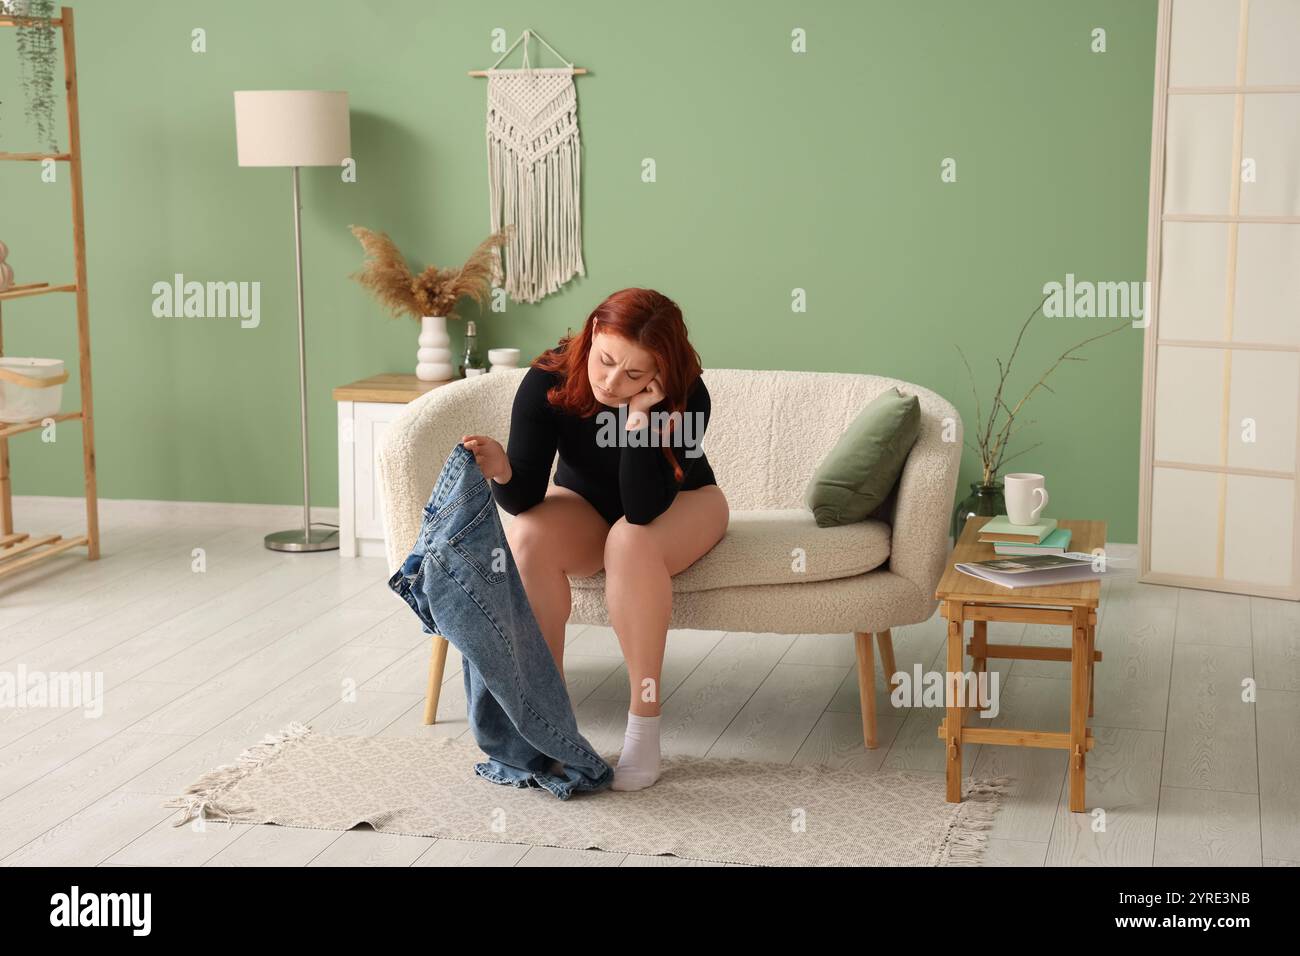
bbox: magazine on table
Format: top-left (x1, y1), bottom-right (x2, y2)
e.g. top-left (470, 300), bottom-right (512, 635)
top-left (954, 553), bottom-right (1106, 589)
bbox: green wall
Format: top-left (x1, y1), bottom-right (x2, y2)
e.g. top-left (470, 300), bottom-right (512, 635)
top-left (1, 0), bottom-right (1156, 540)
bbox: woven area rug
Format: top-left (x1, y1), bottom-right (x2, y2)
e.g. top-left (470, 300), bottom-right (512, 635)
top-left (162, 723), bottom-right (1010, 867)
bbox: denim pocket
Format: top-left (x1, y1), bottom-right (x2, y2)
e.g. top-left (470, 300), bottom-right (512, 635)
top-left (447, 488), bottom-right (510, 586)
top-left (393, 549), bottom-right (438, 635)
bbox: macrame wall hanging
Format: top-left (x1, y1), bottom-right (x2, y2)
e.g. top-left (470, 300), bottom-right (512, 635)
top-left (470, 30), bottom-right (588, 304)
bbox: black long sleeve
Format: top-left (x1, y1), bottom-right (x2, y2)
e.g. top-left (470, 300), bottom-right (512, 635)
top-left (619, 376), bottom-right (711, 525)
top-left (489, 366), bottom-right (558, 515)
top-left (489, 365), bottom-right (716, 526)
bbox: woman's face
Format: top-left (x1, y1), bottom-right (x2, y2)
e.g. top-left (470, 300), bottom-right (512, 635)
top-left (587, 328), bottom-right (658, 407)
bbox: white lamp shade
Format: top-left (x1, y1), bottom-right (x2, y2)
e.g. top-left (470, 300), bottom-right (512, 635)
top-left (233, 90), bottom-right (351, 167)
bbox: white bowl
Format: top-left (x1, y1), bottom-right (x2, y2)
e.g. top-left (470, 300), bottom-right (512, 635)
top-left (488, 348), bottom-right (521, 370)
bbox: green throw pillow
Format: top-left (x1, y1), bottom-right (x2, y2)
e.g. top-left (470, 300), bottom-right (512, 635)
top-left (805, 387), bottom-right (921, 528)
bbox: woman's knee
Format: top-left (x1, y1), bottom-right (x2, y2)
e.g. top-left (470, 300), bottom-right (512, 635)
top-left (603, 520), bottom-right (662, 571)
top-left (508, 504), bottom-right (606, 579)
top-left (505, 514), bottom-right (552, 570)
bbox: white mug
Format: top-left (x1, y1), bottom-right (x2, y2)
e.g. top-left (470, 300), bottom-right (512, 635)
top-left (1004, 472), bottom-right (1049, 526)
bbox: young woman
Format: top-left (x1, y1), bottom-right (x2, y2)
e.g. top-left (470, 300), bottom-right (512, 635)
top-left (460, 288), bottom-right (729, 791)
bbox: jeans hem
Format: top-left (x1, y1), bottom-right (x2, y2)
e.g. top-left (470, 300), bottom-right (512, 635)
top-left (474, 761), bottom-right (615, 800)
top-left (474, 762), bottom-right (573, 800)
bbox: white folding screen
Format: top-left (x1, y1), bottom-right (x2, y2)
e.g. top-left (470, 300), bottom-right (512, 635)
top-left (1140, 0), bottom-right (1300, 599)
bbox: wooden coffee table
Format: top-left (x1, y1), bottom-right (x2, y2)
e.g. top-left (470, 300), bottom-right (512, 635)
top-left (934, 516), bottom-right (1105, 813)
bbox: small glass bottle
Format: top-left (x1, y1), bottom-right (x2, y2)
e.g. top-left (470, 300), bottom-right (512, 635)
top-left (460, 320), bottom-right (487, 378)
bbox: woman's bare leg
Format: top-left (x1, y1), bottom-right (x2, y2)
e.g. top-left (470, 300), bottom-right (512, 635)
top-left (504, 486), bottom-right (609, 669)
top-left (603, 484), bottom-right (730, 717)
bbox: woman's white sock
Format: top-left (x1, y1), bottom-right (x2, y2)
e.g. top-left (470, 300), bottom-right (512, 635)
top-left (610, 711), bottom-right (661, 791)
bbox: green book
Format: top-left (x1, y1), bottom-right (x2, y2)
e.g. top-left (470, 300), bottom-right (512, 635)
top-left (977, 514), bottom-right (1058, 544)
top-left (993, 527), bottom-right (1072, 555)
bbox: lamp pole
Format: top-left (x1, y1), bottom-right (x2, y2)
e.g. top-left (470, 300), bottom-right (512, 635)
top-left (264, 165), bottom-right (337, 552)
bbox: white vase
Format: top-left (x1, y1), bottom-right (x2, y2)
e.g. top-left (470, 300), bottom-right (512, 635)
top-left (416, 315), bottom-right (454, 382)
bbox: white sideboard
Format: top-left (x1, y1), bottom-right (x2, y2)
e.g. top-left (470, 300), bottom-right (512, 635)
top-left (335, 374), bottom-right (446, 558)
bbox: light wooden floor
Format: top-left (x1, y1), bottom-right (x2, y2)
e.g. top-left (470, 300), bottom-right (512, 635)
top-left (1, 500), bottom-right (1297, 868)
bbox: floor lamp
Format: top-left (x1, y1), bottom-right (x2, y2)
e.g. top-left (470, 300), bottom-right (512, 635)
top-left (233, 90), bottom-right (351, 552)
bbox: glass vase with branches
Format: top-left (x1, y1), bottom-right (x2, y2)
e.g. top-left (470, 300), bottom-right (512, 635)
top-left (951, 295), bottom-right (1129, 535)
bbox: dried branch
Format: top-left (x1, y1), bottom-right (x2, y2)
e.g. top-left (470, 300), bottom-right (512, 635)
top-left (981, 293), bottom-right (1048, 460)
top-left (349, 226), bottom-right (420, 318)
top-left (956, 292), bottom-right (1129, 483)
top-left (989, 319), bottom-right (1128, 463)
top-left (955, 345), bottom-right (986, 466)
top-left (349, 225), bottom-right (515, 321)
top-left (996, 441), bottom-right (1044, 471)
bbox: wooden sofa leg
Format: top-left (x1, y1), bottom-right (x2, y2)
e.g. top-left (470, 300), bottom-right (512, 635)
top-left (854, 631), bottom-right (879, 749)
top-left (423, 635), bottom-right (450, 725)
top-left (876, 629), bottom-right (899, 696)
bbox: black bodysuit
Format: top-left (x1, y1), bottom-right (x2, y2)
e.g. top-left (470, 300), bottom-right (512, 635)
top-left (489, 364), bottom-right (717, 526)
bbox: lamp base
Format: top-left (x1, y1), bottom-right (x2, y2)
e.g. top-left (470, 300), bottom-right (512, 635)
top-left (265, 524), bottom-right (340, 553)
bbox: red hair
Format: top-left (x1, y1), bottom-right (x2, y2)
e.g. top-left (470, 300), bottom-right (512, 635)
top-left (531, 288), bottom-right (703, 484)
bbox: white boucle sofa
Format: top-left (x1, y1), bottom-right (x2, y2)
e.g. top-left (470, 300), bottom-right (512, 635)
top-left (377, 366), bottom-right (962, 749)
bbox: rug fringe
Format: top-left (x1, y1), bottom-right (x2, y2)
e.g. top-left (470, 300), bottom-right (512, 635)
top-left (934, 776), bottom-right (1013, 867)
top-left (161, 721), bottom-right (314, 828)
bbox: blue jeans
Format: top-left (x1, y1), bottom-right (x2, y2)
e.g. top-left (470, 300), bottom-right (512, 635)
top-left (388, 441), bottom-right (614, 799)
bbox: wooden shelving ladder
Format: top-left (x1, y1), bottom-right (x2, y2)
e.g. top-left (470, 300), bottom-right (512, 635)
top-left (0, 6), bottom-right (99, 579)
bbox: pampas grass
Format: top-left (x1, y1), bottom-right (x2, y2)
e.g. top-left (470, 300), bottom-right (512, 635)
top-left (349, 224), bottom-right (514, 321)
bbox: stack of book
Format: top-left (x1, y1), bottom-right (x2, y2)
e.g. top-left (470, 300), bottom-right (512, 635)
top-left (954, 515), bottom-right (1105, 589)
top-left (977, 515), bottom-right (1072, 555)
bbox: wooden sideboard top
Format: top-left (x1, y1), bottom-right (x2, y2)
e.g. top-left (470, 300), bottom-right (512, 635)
top-left (332, 374), bottom-right (450, 404)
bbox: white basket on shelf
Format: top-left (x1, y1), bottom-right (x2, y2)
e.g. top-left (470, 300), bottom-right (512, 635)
top-left (0, 357), bottom-right (68, 423)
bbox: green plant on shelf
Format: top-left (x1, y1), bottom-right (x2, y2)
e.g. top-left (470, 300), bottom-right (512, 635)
top-left (4, 0), bottom-right (59, 153)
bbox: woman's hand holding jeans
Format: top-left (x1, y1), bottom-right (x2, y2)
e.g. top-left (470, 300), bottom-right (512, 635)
top-left (461, 434), bottom-right (512, 484)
